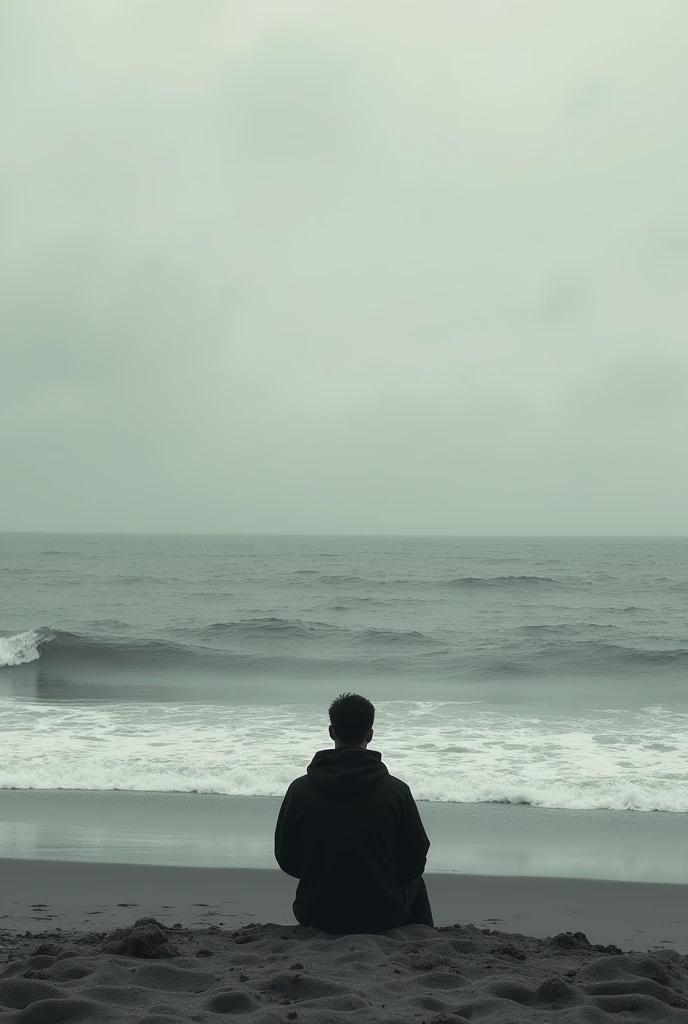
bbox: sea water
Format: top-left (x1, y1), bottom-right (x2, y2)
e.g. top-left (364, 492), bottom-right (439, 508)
top-left (2, 534), bottom-right (687, 815)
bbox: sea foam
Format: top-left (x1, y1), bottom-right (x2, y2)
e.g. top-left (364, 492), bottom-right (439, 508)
top-left (1, 699), bottom-right (686, 812)
top-left (0, 629), bottom-right (43, 667)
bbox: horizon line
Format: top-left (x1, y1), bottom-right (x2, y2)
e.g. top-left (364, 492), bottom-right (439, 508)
top-left (1, 530), bottom-right (686, 540)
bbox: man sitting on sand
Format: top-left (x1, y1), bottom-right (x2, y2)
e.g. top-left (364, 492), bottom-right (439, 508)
top-left (275, 692), bottom-right (434, 933)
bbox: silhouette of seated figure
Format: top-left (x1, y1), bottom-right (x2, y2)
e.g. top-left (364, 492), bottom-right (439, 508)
top-left (275, 692), bottom-right (434, 933)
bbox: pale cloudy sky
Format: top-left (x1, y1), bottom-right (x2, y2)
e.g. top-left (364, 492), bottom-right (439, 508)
top-left (2, 0), bottom-right (687, 534)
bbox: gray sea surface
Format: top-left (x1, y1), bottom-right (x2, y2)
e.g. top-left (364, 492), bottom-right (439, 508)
top-left (1, 534), bottom-right (687, 811)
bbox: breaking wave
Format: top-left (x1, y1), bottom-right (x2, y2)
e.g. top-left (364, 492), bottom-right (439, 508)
top-left (0, 629), bottom-right (44, 667)
top-left (0, 627), bottom-right (200, 670)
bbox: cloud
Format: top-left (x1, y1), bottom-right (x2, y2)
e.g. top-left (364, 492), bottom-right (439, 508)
top-left (1, 0), bottom-right (688, 533)
top-left (565, 80), bottom-right (614, 120)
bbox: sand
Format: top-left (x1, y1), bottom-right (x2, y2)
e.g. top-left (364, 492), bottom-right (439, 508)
top-left (2, 860), bottom-right (688, 950)
top-left (3, 916), bottom-right (688, 1023)
top-left (2, 864), bottom-right (688, 1021)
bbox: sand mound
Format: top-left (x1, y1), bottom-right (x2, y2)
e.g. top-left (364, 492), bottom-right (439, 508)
top-left (2, 919), bottom-right (688, 1022)
top-left (101, 918), bottom-right (180, 959)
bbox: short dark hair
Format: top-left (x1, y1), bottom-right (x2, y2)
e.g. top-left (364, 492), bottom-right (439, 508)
top-left (329, 692), bottom-right (375, 745)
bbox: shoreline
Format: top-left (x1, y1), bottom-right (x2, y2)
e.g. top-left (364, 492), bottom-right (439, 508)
top-left (2, 790), bottom-right (687, 882)
top-left (2, 860), bottom-right (688, 952)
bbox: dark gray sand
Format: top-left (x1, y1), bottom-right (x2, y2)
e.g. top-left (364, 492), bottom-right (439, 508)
top-left (2, 914), bottom-right (688, 1023)
top-left (2, 860), bottom-right (688, 950)
top-left (3, 863), bottom-right (688, 1021)
top-left (4, 860), bottom-right (688, 1019)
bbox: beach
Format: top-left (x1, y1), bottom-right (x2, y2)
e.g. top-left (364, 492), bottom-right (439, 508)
top-left (3, 859), bottom-right (688, 950)
top-left (3, 799), bottom-right (688, 1022)
top-left (3, 864), bottom-right (688, 1022)
top-left (3, 793), bottom-right (688, 951)
top-left (4, 796), bottom-right (688, 1022)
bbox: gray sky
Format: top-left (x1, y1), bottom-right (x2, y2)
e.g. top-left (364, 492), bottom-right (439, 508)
top-left (2, 0), bottom-right (687, 535)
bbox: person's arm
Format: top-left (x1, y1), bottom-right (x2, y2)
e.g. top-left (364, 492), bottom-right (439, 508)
top-left (397, 789), bottom-right (430, 883)
top-left (274, 782), bottom-right (304, 879)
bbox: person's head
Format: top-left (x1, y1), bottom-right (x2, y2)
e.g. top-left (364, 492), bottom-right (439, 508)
top-left (328, 692), bottom-right (375, 748)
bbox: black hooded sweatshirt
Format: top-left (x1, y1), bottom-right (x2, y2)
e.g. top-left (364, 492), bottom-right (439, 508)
top-left (274, 746), bottom-right (430, 933)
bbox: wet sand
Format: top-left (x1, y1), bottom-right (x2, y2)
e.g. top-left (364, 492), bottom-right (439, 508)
top-left (2, 859), bottom-right (688, 952)
top-left (3, 790), bottom-right (688, 883)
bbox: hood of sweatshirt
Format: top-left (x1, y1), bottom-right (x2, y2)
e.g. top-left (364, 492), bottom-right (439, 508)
top-left (307, 746), bottom-right (389, 797)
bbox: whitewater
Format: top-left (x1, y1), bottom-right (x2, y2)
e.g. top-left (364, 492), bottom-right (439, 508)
top-left (1, 697), bottom-right (687, 812)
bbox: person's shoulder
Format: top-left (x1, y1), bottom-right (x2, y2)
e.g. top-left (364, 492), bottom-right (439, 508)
top-left (385, 773), bottom-right (414, 797)
top-left (286, 774), bottom-right (310, 793)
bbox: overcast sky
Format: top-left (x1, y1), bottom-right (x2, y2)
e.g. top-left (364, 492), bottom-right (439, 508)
top-left (2, 1), bottom-right (687, 534)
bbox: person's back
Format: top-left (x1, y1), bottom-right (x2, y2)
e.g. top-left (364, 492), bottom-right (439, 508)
top-left (274, 693), bottom-right (433, 933)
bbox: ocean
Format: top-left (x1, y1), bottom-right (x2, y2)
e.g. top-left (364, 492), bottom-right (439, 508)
top-left (1, 533), bottom-right (687, 815)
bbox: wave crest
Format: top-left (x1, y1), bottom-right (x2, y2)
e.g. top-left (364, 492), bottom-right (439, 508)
top-left (199, 617), bottom-right (333, 640)
top-left (445, 575), bottom-right (557, 587)
top-left (0, 629), bottom-right (49, 667)
top-left (0, 628), bottom-right (198, 671)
